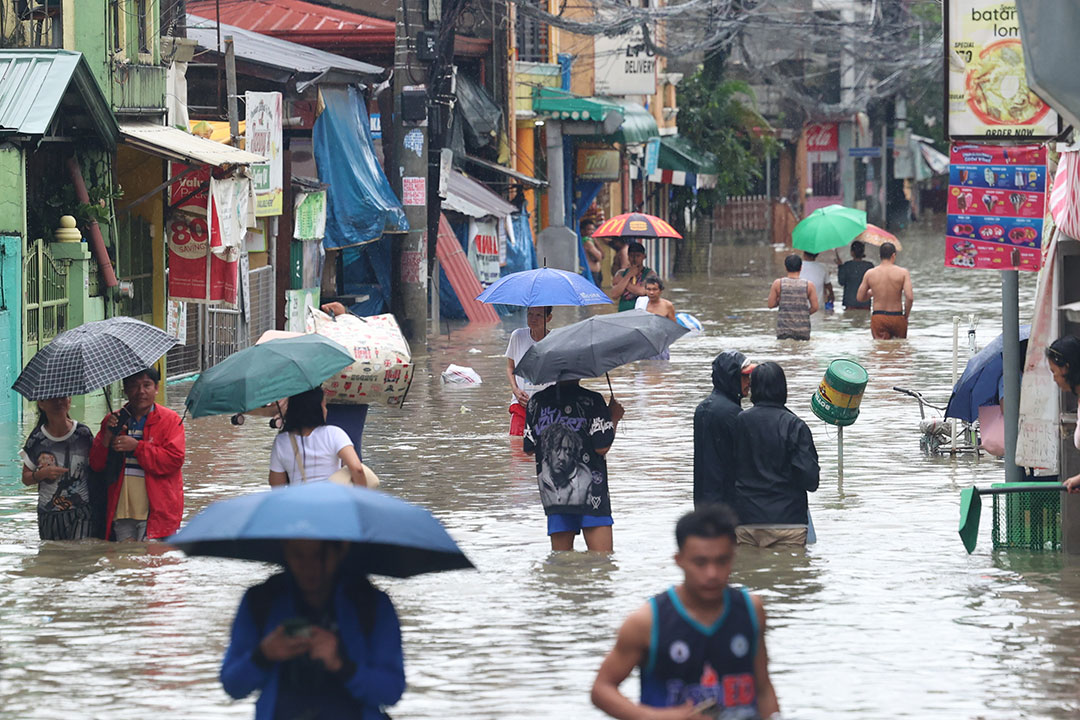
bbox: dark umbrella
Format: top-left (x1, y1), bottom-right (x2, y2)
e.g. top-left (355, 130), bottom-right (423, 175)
top-left (513, 309), bottom-right (688, 384)
top-left (12, 317), bottom-right (177, 401)
top-left (167, 481), bottom-right (474, 578)
top-left (945, 325), bottom-right (1032, 423)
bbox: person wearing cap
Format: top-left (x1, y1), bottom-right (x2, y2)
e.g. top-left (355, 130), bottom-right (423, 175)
top-left (608, 241), bottom-right (656, 311)
top-left (693, 351), bottom-right (753, 508)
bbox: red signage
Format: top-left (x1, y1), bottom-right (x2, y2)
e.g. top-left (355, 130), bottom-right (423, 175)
top-left (805, 123), bottom-right (838, 153)
top-left (169, 162), bottom-right (211, 213)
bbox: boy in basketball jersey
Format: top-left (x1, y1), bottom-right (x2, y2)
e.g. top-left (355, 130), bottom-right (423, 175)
top-left (591, 506), bottom-right (780, 719)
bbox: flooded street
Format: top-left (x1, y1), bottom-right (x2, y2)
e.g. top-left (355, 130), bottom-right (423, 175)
top-left (3, 219), bottom-right (1080, 719)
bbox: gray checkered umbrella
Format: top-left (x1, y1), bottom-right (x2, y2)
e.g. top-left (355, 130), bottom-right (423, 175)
top-left (13, 317), bottom-right (178, 400)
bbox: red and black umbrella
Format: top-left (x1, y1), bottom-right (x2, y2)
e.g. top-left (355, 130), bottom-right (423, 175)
top-left (591, 213), bottom-right (682, 240)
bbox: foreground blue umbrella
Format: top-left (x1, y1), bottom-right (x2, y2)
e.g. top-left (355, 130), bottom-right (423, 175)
top-left (167, 481), bottom-right (473, 578)
top-left (185, 334), bottom-right (354, 418)
top-left (945, 325), bottom-right (1031, 423)
top-left (476, 267), bottom-right (612, 307)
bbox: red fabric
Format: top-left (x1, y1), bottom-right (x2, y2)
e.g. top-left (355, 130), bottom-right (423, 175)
top-left (509, 403), bottom-right (526, 436)
top-left (89, 404), bottom-right (186, 540)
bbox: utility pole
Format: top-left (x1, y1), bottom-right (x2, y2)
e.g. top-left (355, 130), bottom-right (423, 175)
top-left (390, 0), bottom-right (430, 341)
top-left (224, 36), bottom-right (239, 146)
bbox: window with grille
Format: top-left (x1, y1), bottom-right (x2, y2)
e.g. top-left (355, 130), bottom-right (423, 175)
top-left (516, 1), bottom-right (548, 63)
top-left (811, 161), bottom-right (840, 197)
top-left (117, 215), bottom-right (154, 321)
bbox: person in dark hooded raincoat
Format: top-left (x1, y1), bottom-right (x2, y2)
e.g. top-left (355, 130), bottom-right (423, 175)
top-left (693, 350), bottom-right (751, 507)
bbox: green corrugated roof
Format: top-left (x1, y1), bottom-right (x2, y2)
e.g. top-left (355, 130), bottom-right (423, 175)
top-left (0, 50), bottom-right (117, 146)
top-left (608, 101), bottom-right (658, 145)
top-left (659, 134), bottom-right (718, 175)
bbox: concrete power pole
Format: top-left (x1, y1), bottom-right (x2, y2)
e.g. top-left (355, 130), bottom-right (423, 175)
top-left (390, 0), bottom-right (430, 341)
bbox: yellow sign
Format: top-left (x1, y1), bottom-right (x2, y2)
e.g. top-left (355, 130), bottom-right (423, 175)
top-left (576, 148), bottom-right (621, 182)
top-left (946, 1), bottom-right (1058, 139)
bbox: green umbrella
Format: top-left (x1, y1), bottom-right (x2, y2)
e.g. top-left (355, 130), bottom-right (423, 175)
top-left (792, 205), bottom-right (867, 254)
top-left (185, 335), bottom-right (355, 418)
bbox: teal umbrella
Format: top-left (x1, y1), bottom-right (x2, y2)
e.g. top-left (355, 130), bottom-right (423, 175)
top-left (792, 205), bottom-right (868, 254)
top-left (185, 335), bottom-right (354, 418)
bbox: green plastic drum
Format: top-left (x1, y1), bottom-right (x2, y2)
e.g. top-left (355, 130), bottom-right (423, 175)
top-left (811, 359), bottom-right (869, 427)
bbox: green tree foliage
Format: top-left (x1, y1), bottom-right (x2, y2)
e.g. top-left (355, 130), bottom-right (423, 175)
top-left (672, 70), bottom-right (776, 230)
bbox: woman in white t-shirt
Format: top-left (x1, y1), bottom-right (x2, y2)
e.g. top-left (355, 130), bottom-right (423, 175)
top-left (504, 305), bottom-right (554, 436)
top-left (268, 388), bottom-right (368, 487)
top-left (1049, 336), bottom-right (1080, 492)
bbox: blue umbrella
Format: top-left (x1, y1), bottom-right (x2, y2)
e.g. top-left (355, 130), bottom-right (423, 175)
top-left (475, 267), bottom-right (612, 307)
top-left (167, 482), bottom-right (473, 578)
top-left (945, 325), bottom-right (1031, 423)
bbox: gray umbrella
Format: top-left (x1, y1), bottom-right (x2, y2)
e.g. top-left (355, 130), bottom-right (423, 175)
top-left (514, 309), bottom-right (689, 384)
top-left (13, 317), bottom-right (178, 400)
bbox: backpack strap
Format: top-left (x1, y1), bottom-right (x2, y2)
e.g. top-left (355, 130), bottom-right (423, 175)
top-left (287, 432), bottom-right (307, 484)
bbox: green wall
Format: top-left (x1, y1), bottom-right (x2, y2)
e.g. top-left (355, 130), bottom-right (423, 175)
top-left (0, 145), bottom-right (26, 425)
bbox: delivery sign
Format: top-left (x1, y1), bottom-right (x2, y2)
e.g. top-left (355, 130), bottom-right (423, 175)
top-left (945, 143), bottom-right (1046, 271)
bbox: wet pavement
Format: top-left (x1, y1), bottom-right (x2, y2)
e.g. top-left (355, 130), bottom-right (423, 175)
top-left (2, 218), bottom-right (1079, 719)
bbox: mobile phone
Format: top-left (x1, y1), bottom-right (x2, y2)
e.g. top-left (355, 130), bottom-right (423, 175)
top-left (281, 617), bottom-right (311, 637)
top-left (690, 697), bottom-right (717, 716)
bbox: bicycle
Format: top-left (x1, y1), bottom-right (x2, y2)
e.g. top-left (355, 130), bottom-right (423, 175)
top-left (893, 386), bottom-right (981, 456)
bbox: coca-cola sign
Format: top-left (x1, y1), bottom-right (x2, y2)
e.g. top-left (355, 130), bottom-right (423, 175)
top-left (805, 123), bottom-right (839, 153)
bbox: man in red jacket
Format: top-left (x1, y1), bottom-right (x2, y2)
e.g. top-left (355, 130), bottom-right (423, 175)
top-left (90, 368), bottom-right (185, 541)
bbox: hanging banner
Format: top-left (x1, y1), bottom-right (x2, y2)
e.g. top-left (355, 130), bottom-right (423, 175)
top-left (946, 0), bottom-right (1059, 139)
top-left (167, 212), bottom-right (239, 304)
top-left (245, 91), bottom-right (283, 216)
top-left (168, 162), bottom-right (210, 214)
top-left (945, 143), bottom-right (1046, 271)
top-left (467, 218), bottom-right (500, 287)
top-left (209, 176), bottom-right (254, 256)
top-left (166, 300), bottom-right (187, 344)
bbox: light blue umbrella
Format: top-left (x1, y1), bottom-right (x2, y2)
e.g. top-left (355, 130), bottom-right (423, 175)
top-left (476, 267), bottom-right (612, 307)
top-left (167, 481), bottom-right (473, 578)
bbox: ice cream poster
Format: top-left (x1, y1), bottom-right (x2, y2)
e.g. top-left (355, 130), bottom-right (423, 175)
top-left (946, 143), bottom-right (1045, 271)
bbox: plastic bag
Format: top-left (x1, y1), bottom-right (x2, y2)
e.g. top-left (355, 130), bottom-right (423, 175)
top-left (441, 364), bottom-right (482, 385)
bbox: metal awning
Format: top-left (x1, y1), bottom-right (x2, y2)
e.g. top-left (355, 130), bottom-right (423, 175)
top-left (463, 155), bottom-right (546, 187)
top-left (186, 14), bottom-right (383, 85)
top-left (658, 135), bottom-right (718, 175)
top-left (533, 87), bottom-right (624, 132)
top-left (0, 49), bottom-right (118, 145)
top-left (608, 101), bottom-right (659, 145)
top-left (119, 123), bottom-right (266, 167)
top-left (442, 171), bottom-right (517, 219)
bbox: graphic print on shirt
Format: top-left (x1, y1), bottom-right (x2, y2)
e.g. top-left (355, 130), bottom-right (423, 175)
top-left (523, 386), bottom-right (615, 516)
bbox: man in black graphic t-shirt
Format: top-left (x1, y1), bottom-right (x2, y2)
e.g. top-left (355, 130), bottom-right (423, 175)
top-left (524, 379), bottom-right (623, 552)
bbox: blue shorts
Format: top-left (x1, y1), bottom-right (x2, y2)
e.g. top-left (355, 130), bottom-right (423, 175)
top-left (547, 513), bottom-right (614, 535)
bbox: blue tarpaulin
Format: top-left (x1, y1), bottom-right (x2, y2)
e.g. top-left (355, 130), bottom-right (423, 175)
top-left (314, 85), bottom-right (407, 314)
top-left (507, 211), bottom-right (537, 274)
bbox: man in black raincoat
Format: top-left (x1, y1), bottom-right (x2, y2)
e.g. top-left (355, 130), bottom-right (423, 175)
top-left (693, 350), bottom-right (751, 507)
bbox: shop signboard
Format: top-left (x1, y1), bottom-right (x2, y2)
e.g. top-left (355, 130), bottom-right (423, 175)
top-left (805, 123), bottom-right (839, 163)
top-left (467, 218), bottom-right (500, 287)
top-left (594, 27), bottom-right (656, 96)
top-left (945, 143), bottom-right (1045, 271)
top-left (246, 91), bottom-right (284, 216)
top-left (576, 148), bottom-right (621, 182)
top-left (946, 0), bottom-right (1059, 139)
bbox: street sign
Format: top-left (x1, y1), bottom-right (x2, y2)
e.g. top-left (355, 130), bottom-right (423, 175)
top-left (848, 147), bottom-right (882, 158)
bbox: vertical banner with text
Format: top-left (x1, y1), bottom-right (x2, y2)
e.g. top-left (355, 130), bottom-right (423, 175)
top-left (946, 143), bottom-right (1046, 271)
top-left (245, 91), bottom-right (283, 216)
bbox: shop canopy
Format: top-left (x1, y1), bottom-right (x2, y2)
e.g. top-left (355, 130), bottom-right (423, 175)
top-left (186, 14), bottom-right (383, 86)
top-left (443, 171), bottom-right (517, 219)
top-left (533, 87), bottom-right (624, 134)
top-left (0, 49), bottom-right (117, 145)
top-left (658, 135), bottom-right (718, 175)
top-left (607, 102), bottom-right (659, 145)
top-left (463, 154), bottom-right (546, 188)
top-left (119, 123), bottom-right (265, 167)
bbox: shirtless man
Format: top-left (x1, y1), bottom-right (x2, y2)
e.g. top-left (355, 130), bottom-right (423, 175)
top-left (643, 277), bottom-right (676, 321)
top-left (856, 242), bottom-right (912, 339)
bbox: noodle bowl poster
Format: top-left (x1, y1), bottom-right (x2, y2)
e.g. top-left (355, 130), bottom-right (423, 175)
top-left (946, 0), bottom-right (1059, 139)
top-left (946, 143), bottom-right (1045, 272)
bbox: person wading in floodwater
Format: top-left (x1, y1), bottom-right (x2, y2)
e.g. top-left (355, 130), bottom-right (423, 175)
top-left (768, 254), bottom-right (819, 341)
top-left (591, 505), bottom-right (780, 719)
top-left (857, 242), bottom-right (913, 339)
top-left (504, 306), bottom-right (554, 436)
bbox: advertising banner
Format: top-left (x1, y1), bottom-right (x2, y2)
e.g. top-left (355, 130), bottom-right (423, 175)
top-left (594, 27), bottom-right (656, 96)
top-left (945, 143), bottom-right (1046, 271)
top-left (467, 218), bottom-right (500, 287)
top-left (167, 212), bottom-right (239, 304)
top-left (946, 0), bottom-right (1058, 139)
top-left (805, 123), bottom-right (839, 163)
top-left (245, 91), bottom-right (283, 216)
top-left (168, 161), bottom-right (210, 213)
